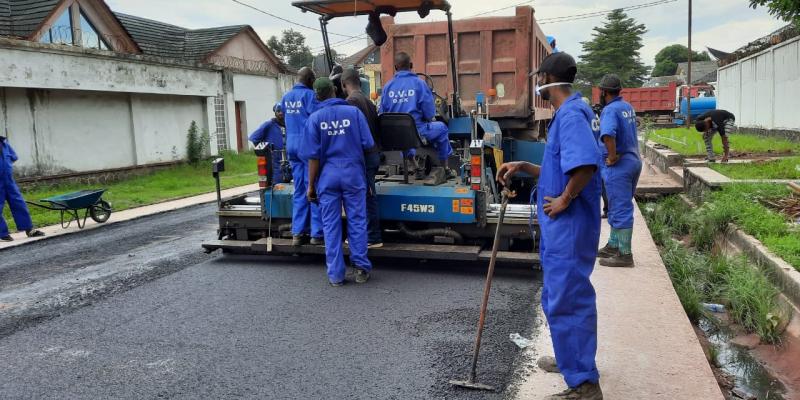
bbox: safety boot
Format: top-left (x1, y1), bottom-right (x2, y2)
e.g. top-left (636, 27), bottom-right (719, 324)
top-left (310, 237), bottom-right (324, 245)
top-left (537, 356), bottom-right (560, 373)
top-left (1, 235), bottom-right (12, 242)
top-left (354, 268), bottom-right (370, 284)
top-left (599, 253), bottom-right (634, 268)
top-left (423, 167), bottom-right (447, 186)
top-left (292, 235), bottom-right (308, 246)
top-left (596, 244), bottom-right (619, 258)
top-left (26, 229), bottom-right (44, 238)
top-left (543, 382), bottom-right (603, 400)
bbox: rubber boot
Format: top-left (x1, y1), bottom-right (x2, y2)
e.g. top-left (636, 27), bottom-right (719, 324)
top-left (600, 228), bottom-right (634, 268)
top-left (597, 229), bottom-right (619, 258)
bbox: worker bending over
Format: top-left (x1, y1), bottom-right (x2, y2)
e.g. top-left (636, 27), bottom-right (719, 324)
top-left (248, 102), bottom-right (287, 183)
top-left (596, 74), bottom-right (642, 268)
top-left (282, 67), bottom-right (324, 246)
top-left (341, 68), bottom-right (383, 248)
top-left (695, 109), bottom-right (736, 163)
top-left (304, 78), bottom-right (375, 287)
top-left (497, 52), bottom-right (603, 400)
top-left (1, 136), bottom-right (44, 242)
top-left (379, 52), bottom-right (452, 176)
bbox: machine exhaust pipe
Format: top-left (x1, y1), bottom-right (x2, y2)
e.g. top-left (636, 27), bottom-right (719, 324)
top-left (397, 223), bottom-right (464, 244)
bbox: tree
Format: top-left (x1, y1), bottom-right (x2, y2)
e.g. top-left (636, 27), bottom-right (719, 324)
top-left (651, 44), bottom-right (711, 77)
top-left (576, 9), bottom-right (650, 92)
top-left (750, 0), bottom-right (800, 26)
top-left (267, 29), bottom-right (313, 70)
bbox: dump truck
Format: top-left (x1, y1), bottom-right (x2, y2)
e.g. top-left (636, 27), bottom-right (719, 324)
top-left (202, 0), bottom-right (552, 265)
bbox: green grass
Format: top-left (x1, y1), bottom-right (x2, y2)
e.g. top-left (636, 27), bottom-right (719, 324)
top-left (709, 157), bottom-right (800, 180)
top-left (642, 195), bottom-right (791, 343)
top-left (3, 151), bottom-right (258, 230)
top-left (650, 128), bottom-right (800, 156)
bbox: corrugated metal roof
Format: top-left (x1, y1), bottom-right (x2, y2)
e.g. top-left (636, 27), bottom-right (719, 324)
top-left (0, 0), bottom-right (61, 37)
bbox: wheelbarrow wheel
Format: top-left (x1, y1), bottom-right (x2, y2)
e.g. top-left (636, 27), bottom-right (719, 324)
top-left (90, 200), bottom-right (112, 223)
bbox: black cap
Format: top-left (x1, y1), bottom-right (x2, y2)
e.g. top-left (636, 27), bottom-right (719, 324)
top-left (530, 52), bottom-right (577, 82)
top-left (599, 74), bottom-right (622, 90)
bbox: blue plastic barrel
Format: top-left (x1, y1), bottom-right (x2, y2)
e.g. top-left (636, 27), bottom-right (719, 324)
top-left (679, 97), bottom-right (716, 121)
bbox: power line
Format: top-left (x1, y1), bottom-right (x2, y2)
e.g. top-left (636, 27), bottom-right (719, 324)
top-left (538, 0), bottom-right (677, 24)
top-left (467, 1), bottom-right (533, 18)
top-left (230, 0), bottom-right (359, 38)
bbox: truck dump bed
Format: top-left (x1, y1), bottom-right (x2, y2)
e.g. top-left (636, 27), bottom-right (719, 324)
top-left (380, 6), bottom-right (552, 124)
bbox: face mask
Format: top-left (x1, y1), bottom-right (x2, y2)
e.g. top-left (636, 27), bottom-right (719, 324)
top-left (535, 81), bottom-right (570, 101)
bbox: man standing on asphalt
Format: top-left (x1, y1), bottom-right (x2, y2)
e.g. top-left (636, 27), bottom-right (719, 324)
top-left (379, 52), bottom-right (453, 178)
top-left (341, 68), bottom-right (383, 248)
top-left (282, 67), bottom-right (324, 246)
top-left (1, 135), bottom-right (45, 242)
top-left (248, 102), bottom-right (287, 184)
top-left (304, 78), bottom-right (375, 286)
top-left (496, 52), bottom-right (603, 400)
top-left (695, 109), bottom-right (736, 163)
top-left (595, 74), bottom-right (642, 268)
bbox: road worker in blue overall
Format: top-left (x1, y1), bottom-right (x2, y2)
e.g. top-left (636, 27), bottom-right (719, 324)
top-left (248, 102), bottom-right (287, 184)
top-left (379, 52), bottom-right (452, 177)
top-left (282, 67), bottom-right (324, 246)
top-left (1, 136), bottom-right (44, 242)
top-left (596, 74), bottom-right (642, 268)
top-left (497, 52), bottom-right (603, 400)
top-left (304, 78), bottom-right (375, 286)
top-left (546, 35), bottom-right (560, 53)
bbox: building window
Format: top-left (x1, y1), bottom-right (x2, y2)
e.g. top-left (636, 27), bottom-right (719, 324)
top-left (40, 8), bottom-right (73, 45)
top-left (78, 11), bottom-right (110, 50)
top-left (215, 96), bottom-right (228, 151)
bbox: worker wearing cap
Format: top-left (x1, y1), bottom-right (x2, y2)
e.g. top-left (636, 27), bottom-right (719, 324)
top-left (695, 109), bottom-right (736, 163)
top-left (379, 52), bottom-right (453, 176)
top-left (304, 78), bottom-right (375, 286)
top-left (1, 135), bottom-right (45, 242)
top-left (248, 102), bottom-right (287, 184)
top-left (546, 35), bottom-right (560, 53)
top-left (497, 52), bottom-right (603, 399)
top-left (595, 74), bottom-right (642, 268)
top-left (282, 67), bottom-right (324, 246)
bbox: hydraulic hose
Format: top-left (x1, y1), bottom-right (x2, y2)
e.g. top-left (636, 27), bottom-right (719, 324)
top-left (397, 222), bottom-right (464, 244)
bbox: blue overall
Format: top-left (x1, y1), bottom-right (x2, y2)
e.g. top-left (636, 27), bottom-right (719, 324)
top-left (1, 138), bottom-right (34, 237)
top-left (248, 118), bottom-right (286, 183)
top-left (282, 84), bottom-right (323, 238)
top-left (599, 97), bottom-right (642, 229)
top-left (537, 93), bottom-right (602, 388)
top-left (546, 35), bottom-right (560, 53)
top-left (302, 98), bottom-right (375, 284)
top-left (379, 70), bottom-right (452, 162)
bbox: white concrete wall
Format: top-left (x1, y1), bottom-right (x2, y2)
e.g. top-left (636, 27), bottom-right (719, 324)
top-left (232, 73), bottom-right (280, 149)
top-left (717, 36), bottom-right (800, 132)
top-left (0, 87), bottom-right (209, 177)
top-left (0, 42), bottom-right (223, 97)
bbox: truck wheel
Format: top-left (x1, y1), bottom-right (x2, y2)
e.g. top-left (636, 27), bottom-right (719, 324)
top-left (90, 200), bottom-right (112, 223)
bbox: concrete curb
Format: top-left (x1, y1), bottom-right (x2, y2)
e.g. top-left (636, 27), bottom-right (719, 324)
top-left (0, 184), bottom-right (259, 252)
top-left (724, 224), bottom-right (800, 309)
top-left (642, 140), bottom-right (684, 173)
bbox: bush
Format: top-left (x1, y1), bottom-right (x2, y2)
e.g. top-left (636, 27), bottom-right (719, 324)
top-left (186, 121), bottom-right (205, 164)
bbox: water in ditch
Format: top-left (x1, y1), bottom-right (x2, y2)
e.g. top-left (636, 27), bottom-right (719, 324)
top-left (699, 318), bottom-right (786, 399)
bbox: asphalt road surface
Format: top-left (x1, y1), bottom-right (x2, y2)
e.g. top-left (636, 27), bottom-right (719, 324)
top-left (0, 204), bottom-right (542, 399)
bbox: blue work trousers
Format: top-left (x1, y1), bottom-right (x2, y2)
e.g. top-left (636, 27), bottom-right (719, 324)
top-left (289, 158), bottom-right (323, 238)
top-left (601, 157), bottom-right (642, 229)
top-left (365, 151), bottom-right (382, 244)
top-left (318, 161), bottom-right (372, 284)
top-left (0, 176), bottom-right (33, 237)
top-left (406, 121), bottom-right (453, 163)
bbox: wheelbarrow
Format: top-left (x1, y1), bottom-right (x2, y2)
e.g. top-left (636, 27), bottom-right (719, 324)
top-left (26, 189), bottom-right (112, 229)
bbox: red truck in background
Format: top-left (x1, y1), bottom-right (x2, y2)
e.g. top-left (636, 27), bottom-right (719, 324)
top-left (591, 82), bottom-right (715, 125)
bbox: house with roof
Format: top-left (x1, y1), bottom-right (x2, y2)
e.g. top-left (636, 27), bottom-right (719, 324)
top-left (675, 61), bottom-right (718, 85)
top-left (342, 43), bottom-right (381, 96)
top-left (0, 0), bottom-right (293, 179)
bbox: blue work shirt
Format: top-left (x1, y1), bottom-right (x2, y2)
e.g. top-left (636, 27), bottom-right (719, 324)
top-left (282, 83), bottom-right (319, 159)
top-left (537, 92), bottom-right (602, 231)
top-left (599, 96), bottom-right (639, 160)
top-left (248, 118), bottom-right (285, 150)
top-left (303, 98), bottom-right (375, 167)
top-left (379, 70), bottom-right (435, 127)
top-left (0, 137), bottom-right (18, 178)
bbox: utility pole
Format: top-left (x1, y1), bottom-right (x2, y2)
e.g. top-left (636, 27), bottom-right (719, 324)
top-left (686, 0), bottom-right (692, 129)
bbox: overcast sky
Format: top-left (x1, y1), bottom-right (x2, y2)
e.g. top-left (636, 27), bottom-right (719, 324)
top-left (106, 0), bottom-right (787, 69)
